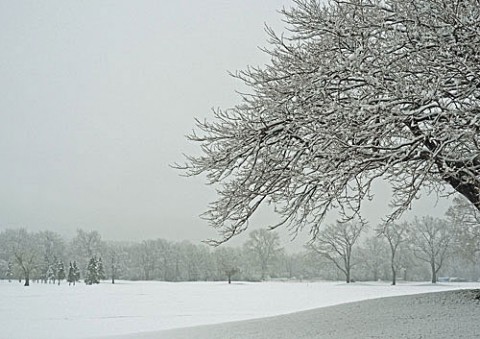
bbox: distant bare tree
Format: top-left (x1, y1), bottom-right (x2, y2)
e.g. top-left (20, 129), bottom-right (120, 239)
top-left (38, 230), bottom-right (65, 283)
top-left (447, 196), bottom-right (480, 264)
top-left (244, 229), bottom-right (282, 280)
top-left (105, 242), bottom-right (131, 284)
top-left (309, 221), bottom-right (366, 283)
top-left (138, 240), bottom-right (157, 281)
top-left (72, 229), bottom-right (103, 258)
top-left (411, 216), bottom-right (452, 283)
top-left (71, 229), bottom-right (104, 276)
top-left (359, 236), bottom-right (388, 282)
top-left (0, 229), bottom-right (41, 286)
top-left (215, 247), bottom-right (242, 284)
top-left (377, 222), bottom-right (410, 285)
top-left (179, 241), bottom-right (213, 281)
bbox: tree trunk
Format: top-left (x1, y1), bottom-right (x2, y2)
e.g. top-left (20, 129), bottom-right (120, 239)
top-left (431, 262), bottom-right (437, 283)
top-left (111, 261), bottom-right (115, 284)
top-left (391, 265), bottom-right (396, 286)
top-left (345, 255), bottom-right (351, 283)
top-left (24, 272), bottom-right (30, 286)
top-left (444, 175), bottom-right (480, 212)
top-left (391, 253), bottom-right (396, 286)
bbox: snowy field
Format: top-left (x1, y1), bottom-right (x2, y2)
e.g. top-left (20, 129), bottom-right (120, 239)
top-left (1, 280), bottom-right (478, 339)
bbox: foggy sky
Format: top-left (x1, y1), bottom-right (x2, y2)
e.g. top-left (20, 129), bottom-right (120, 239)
top-left (0, 0), bottom-right (451, 249)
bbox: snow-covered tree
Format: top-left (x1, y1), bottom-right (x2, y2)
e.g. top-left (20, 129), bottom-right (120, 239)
top-left (447, 196), bottom-right (480, 265)
top-left (73, 261), bottom-right (80, 283)
top-left (137, 240), bottom-right (158, 281)
top-left (358, 236), bottom-right (389, 282)
top-left (377, 222), bottom-right (411, 285)
top-left (85, 257), bottom-right (100, 285)
top-left (38, 231), bottom-right (65, 283)
top-left (70, 229), bottom-right (104, 277)
top-left (67, 261), bottom-right (81, 285)
top-left (46, 264), bottom-right (56, 284)
top-left (97, 257), bottom-right (105, 281)
top-left (40, 260), bottom-right (50, 284)
top-left (410, 216), bottom-right (452, 283)
top-left (0, 229), bottom-right (41, 286)
top-left (178, 0), bottom-right (480, 244)
top-left (178, 242), bottom-right (215, 282)
top-left (155, 239), bottom-right (174, 281)
top-left (214, 247), bottom-right (242, 283)
top-left (105, 242), bottom-right (124, 284)
top-left (67, 262), bottom-right (76, 286)
top-left (6, 261), bottom-right (14, 282)
top-left (56, 261), bottom-right (65, 285)
top-left (309, 221), bottom-right (366, 283)
top-left (244, 229), bottom-right (283, 280)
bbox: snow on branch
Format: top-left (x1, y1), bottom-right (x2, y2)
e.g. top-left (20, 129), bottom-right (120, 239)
top-left (177, 0), bottom-right (480, 244)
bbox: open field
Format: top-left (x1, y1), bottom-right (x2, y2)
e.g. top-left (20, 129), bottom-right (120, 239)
top-left (1, 280), bottom-right (478, 339)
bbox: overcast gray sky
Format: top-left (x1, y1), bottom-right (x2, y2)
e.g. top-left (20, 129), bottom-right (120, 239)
top-left (0, 0), bottom-right (451, 249)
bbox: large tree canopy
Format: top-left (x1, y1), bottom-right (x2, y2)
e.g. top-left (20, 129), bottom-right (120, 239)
top-left (180, 0), bottom-right (480, 243)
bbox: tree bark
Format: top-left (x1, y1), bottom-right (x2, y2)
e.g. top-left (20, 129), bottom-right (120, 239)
top-left (431, 261), bottom-right (437, 284)
top-left (391, 253), bottom-right (396, 286)
top-left (24, 271), bottom-right (30, 286)
top-left (444, 176), bottom-right (480, 213)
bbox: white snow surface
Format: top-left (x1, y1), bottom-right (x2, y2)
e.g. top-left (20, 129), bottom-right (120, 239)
top-left (1, 280), bottom-right (478, 339)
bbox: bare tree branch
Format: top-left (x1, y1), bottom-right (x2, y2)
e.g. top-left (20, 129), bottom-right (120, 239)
top-left (177, 0), bottom-right (480, 243)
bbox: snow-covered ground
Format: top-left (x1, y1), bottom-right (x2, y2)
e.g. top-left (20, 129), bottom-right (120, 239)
top-left (136, 289), bottom-right (480, 339)
top-left (1, 280), bottom-right (478, 339)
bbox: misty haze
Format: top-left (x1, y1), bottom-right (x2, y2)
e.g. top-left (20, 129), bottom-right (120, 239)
top-left (1, 0), bottom-right (480, 338)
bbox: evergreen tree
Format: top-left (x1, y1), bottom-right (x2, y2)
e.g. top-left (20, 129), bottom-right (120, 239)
top-left (6, 262), bottom-right (13, 282)
top-left (67, 262), bottom-right (75, 286)
top-left (85, 257), bottom-right (99, 285)
top-left (46, 265), bottom-right (56, 284)
top-left (97, 257), bottom-right (105, 281)
top-left (56, 261), bottom-right (65, 285)
top-left (73, 261), bottom-right (80, 284)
